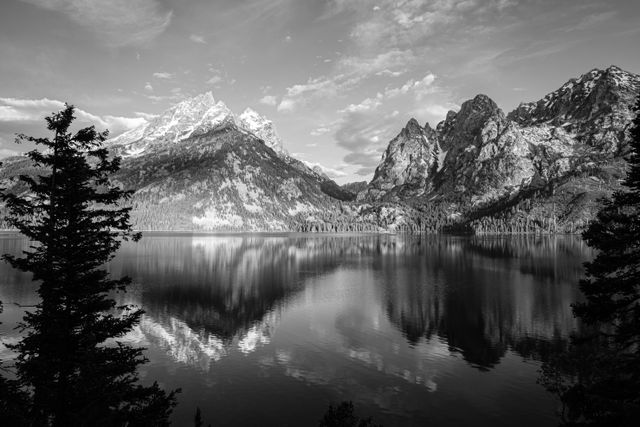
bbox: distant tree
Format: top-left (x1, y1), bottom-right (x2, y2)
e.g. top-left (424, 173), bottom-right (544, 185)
top-left (318, 401), bottom-right (383, 427)
top-left (541, 99), bottom-right (640, 425)
top-left (0, 105), bottom-right (178, 426)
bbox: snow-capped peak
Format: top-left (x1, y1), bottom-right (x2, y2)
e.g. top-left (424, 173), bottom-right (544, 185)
top-left (144, 92), bottom-right (234, 142)
top-left (238, 107), bottom-right (284, 154)
top-left (107, 92), bottom-right (287, 157)
top-left (238, 108), bottom-right (266, 129)
top-left (108, 92), bottom-right (237, 156)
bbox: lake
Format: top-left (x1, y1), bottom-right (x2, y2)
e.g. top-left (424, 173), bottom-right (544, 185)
top-left (0, 233), bottom-right (591, 426)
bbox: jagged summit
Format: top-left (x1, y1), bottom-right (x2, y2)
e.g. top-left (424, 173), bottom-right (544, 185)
top-left (108, 92), bottom-right (288, 157)
top-left (401, 118), bottom-right (424, 137)
top-left (237, 107), bottom-right (284, 154)
top-left (456, 94), bottom-right (503, 127)
top-left (360, 116), bottom-right (439, 201)
top-left (508, 65), bottom-right (639, 127)
top-left (362, 65), bottom-right (640, 207)
top-left (108, 92), bottom-right (235, 156)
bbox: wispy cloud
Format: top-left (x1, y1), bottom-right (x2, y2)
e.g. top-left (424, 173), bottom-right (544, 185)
top-left (333, 110), bottom-right (397, 176)
top-left (278, 49), bottom-right (415, 112)
top-left (327, 0), bottom-right (516, 51)
top-left (338, 94), bottom-right (383, 114)
top-left (206, 75), bottom-right (222, 86)
top-left (310, 126), bottom-right (333, 137)
top-left (564, 10), bottom-right (617, 32)
top-left (21, 0), bottom-right (173, 47)
top-left (259, 95), bottom-right (278, 107)
top-left (153, 72), bottom-right (174, 79)
top-left (0, 97), bottom-right (145, 136)
top-left (189, 34), bottom-right (206, 44)
top-left (134, 111), bottom-right (158, 120)
top-left (301, 160), bottom-right (348, 179)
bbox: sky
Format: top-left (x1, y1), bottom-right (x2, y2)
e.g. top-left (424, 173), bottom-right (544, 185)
top-left (1, 0), bottom-right (639, 183)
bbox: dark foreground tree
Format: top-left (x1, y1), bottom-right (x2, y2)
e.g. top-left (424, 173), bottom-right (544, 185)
top-left (541, 99), bottom-right (640, 425)
top-left (0, 302), bottom-right (29, 425)
top-left (0, 105), bottom-right (177, 426)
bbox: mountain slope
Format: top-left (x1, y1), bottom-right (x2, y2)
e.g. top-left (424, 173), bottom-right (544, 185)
top-left (360, 65), bottom-right (640, 233)
top-left (114, 127), bottom-right (335, 230)
top-left (0, 93), bottom-right (355, 231)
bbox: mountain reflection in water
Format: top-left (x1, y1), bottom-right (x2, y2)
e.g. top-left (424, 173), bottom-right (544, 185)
top-left (0, 233), bottom-right (592, 426)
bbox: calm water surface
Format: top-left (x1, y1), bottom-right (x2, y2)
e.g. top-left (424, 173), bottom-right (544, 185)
top-left (0, 233), bottom-right (591, 426)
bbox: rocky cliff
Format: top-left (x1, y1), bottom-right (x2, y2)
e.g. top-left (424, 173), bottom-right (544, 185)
top-left (359, 65), bottom-right (640, 233)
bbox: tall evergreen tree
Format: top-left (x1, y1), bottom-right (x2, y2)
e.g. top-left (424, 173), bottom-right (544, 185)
top-left (0, 105), bottom-right (177, 426)
top-left (575, 97), bottom-right (640, 351)
top-left (541, 98), bottom-right (640, 425)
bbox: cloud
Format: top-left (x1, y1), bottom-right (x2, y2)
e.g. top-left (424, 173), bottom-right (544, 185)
top-left (101, 116), bottom-right (147, 135)
top-left (145, 94), bottom-right (182, 103)
top-left (0, 97), bottom-right (145, 137)
top-left (0, 148), bottom-right (22, 159)
top-left (277, 98), bottom-right (297, 113)
top-left (338, 94), bottom-right (383, 114)
top-left (206, 67), bottom-right (227, 86)
top-left (310, 126), bottom-right (332, 136)
top-left (259, 95), bottom-right (278, 107)
top-left (21, 0), bottom-right (173, 47)
top-left (153, 72), bottom-right (173, 79)
top-left (0, 97), bottom-right (65, 121)
top-left (410, 102), bottom-right (458, 124)
top-left (144, 82), bottom-right (154, 92)
top-left (278, 49), bottom-right (415, 112)
top-left (134, 111), bottom-right (158, 120)
top-left (189, 34), bottom-right (206, 44)
top-left (333, 110), bottom-right (398, 175)
top-left (301, 160), bottom-right (348, 179)
top-left (376, 69), bottom-right (407, 77)
top-left (404, 73), bottom-right (437, 100)
top-left (333, 73), bottom-right (437, 117)
top-left (565, 10), bottom-right (617, 32)
top-left (206, 75), bottom-right (223, 85)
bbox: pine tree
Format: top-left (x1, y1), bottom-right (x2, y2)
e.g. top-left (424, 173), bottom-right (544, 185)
top-left (0, 302), bottom-right (29, 425)
top-left (0, 105), bottom-right (177, 426)
top-left (541, 98), bottom-right (640, 425)
top-left (574, 98), bottom-right (640, 348)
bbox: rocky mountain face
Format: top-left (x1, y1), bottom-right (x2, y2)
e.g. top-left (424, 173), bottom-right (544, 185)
top-left (362, 119), bottom-right (439, 200)
top-left (110, 95), bottom-right (362, 231)
top-left (359, 65), bottom-right (639, 233)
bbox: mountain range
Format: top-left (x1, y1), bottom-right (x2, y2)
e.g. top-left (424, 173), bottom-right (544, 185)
top-left (1, 65), bottom-right (638, 233)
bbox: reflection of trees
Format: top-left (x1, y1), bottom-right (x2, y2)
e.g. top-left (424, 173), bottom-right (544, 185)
top-left (106, 234), bottom-right (428, 367)
top-left (383, 236), bottom-right (592, 369)
top-left (93, 234), bottom-right (593, 372)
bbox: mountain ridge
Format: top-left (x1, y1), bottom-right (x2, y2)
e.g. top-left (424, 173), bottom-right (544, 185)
top-left (1, 65), bottom-right (638, 233)
top-left (357, 65), bottom-right (639, 233)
